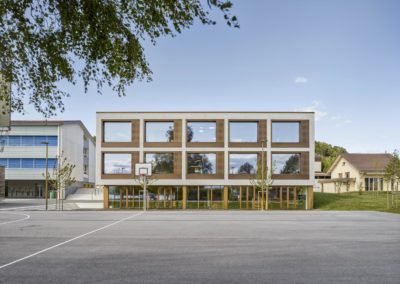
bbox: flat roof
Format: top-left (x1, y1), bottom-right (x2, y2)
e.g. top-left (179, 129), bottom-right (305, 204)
top-left (96, 111), bottom-right (315, 114)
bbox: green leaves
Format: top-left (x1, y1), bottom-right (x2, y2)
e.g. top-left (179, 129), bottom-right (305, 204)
top-left (0, 0), bottom-right (238, 117)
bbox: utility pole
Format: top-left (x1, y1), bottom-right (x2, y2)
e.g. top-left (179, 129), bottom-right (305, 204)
top-left (42, 141), bottom-right (49, 210)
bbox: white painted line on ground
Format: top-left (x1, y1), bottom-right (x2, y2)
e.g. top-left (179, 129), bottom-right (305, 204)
top-left (0, 204), bottom-right (55, 211)
top-left (0, 212), bottom-right (30, 225)
top-left (0, 212), bottom-right (144, 270)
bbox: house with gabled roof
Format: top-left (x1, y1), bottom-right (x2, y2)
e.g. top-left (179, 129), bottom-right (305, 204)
top-left (318, 153), bottom-right (395, 193)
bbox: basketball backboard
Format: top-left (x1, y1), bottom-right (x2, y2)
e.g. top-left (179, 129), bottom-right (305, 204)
top-left (135, 163), bottom-right (152, 176)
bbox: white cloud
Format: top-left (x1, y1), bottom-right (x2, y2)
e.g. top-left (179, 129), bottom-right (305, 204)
top-left (294, 77), bottom-right (308, 84)
top-left (330, 115), bottom-right (353, 125)
top-left (297, 101), bottom-right (327, 121)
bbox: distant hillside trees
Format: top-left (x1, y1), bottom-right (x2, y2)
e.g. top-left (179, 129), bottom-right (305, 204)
top-left (315, 141), bottom-right (347, 172)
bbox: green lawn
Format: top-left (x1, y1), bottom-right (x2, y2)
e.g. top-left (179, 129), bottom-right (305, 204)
top-left (314, 192), bottom-right (400, 214)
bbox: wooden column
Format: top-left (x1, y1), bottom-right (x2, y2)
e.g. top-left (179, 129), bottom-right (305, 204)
top-left (239, 186), bottom-right (242, 210)
top-left (252, 186), bottom-right (255, 209)
top-left (246, 187), bottom-right (249, 209)
top-left (223, 186), bottom-right (228, 210)
top-left (119, 189), bottom-right (123, 208)
top-left (132, 188), bottom-right (135, 209)
top-left (280, 187), bottom-right (283, 209)
top-left (163, 188), bottom-right (166, 208)
top-left (182, 186), bottom-right (187, 210)
top-left (294, 188), bottom-right (297, 209)
top-left (169, 187), bottom-right (173, 208)
top-left (306, 186), bottom-right (314, 210)
top-left (125, 187), bottom-right (129, 209)
top-left (157, 188), bottom-right (160, 209)
top-left (197, 186), bottom-right (200, 209)
top-left (286, 187), bottom-right (289, 209)
top-left (103, 186), bottom-right (109, 209)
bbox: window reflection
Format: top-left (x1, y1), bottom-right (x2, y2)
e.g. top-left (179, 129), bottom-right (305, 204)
top-left (272, 154), bottom-right (300, 174)
top-left (272, 122), bottom-right (300, 143)
top-left (187, 153), bottom-right (216, 174)
top-left (104, 122), bottom-right (131, 142)
top-left (229, 122), bottom-right (258, 142)
top-left (229, 154), bottom-right (258, 174)
top-left (103, 153), bottom-right (132, 174)
top-left (187, 122), bottom-right (216, 142)
top-left (146, 122), bottom-right (174, 142)
top-left (145, 153), bottom-right (174, 174)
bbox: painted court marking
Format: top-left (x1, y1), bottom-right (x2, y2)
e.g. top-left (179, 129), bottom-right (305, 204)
top-left (0, 212), bottom-right (144, 270)
top-left (0, 212), bottom-right (30, 226)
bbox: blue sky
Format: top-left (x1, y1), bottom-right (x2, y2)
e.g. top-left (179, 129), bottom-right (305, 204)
top-left (14, 0), bottom-right (400, 152)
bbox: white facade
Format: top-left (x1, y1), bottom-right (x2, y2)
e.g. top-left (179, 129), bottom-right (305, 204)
top-left (1, 121), bottom-right (95, 197)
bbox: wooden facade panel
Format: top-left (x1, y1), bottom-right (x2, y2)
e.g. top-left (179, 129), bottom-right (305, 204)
top-left (272, 151), bottom-right (309, 180)
top-left (186, 119), bottom-right (224, 147)
top-left (101, 119), bottom-right (139, 148)
top-left (186, 151), bottom-right (224, 179)
top-left (229, 119), bottom-right (267, 148)
top-left (271, 119), bottom-right (310, 148)
top-left (101, 151), bottom-right (139, 179)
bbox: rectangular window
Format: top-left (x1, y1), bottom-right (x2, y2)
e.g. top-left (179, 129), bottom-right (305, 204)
top-left (103, 122), bottom-right (132, 143)
top-left (0, 158), bottom-right (7, 167)
top-left (229, 153), bottom-right (258, 174)
top-left (272, 122), bottom-right (300, 143)
top-left (8, 136), bottom-right (21, 146)
top-left (34, 136), bottom-right (47, 146)
top-left (187, 153), bottom-right (216, 174)
top-left (103, 153), bottom-right (132, 174)
top-left (34, 159), bottom-right (46, 168)
top-left (272, 153), bottom-right (300, 174)
top-left (8, 158), bottom-right (21, 168)
top-left (21, 136), bottom-right (34, 146)
top-left (187, 122), bottom-right (216, 142)
top-left (47, 136), bottom-right (58, 146)
top-left (229, 122), bottom-right (258, 143)
top-left (145, 122), bottom-right (174, 142)
top-left (21, 158), bottom-right (34, 168)
top-left (145, 153), bottom-right (174, 174)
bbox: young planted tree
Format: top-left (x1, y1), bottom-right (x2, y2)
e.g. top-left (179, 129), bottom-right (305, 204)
top-left (250, 155), bottom-right (273, 210)
top-left (48, 152), bottom-right (76, 210)
top-left (384, 150), bottom-right (400, 208)
top-left (0, 0), bottom-right (238, 117)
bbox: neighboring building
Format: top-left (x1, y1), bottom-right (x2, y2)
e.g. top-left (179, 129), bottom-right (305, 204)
top-left (318, 153), bottom-right (395, 193)
top-left (96, 112), bottom-right (315, 210)
top-left (0, 121), bottom-right (95, 198)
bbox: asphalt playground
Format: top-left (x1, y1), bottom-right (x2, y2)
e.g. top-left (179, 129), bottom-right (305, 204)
top-left (0, 201), bottom-right (399, 283)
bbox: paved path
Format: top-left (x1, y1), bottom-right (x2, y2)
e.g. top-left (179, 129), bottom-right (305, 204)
top-left (0, 210), bottom-right (399, 283)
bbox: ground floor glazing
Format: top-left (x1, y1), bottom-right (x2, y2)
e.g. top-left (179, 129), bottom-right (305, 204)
top-left (105, 185), bottom-right (313, 210)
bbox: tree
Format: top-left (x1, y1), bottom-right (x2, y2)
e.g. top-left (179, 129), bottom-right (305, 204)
top-left (186, 126), bottom-right (194, 142)
top-left (151, 153), bottom-right (173, 174)
top-left (238, 162), bottom-right (255, 174)
top-left (282, 154), bottom-right (300, 174)
top-left (250, 157), bottom-right (273, 210)
top-left (48, 152), bottom-right (76, 210)
top-left (0, 0), bottom-right (239, 116)
top-left (384, 150), bottom-right (400, 208)
top-left (315, 141), bottom-right (347, 172)
top-left (187, 153), bottom-right (214, 174)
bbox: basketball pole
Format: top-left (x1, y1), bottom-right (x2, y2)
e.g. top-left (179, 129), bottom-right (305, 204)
top-left (143, 175), bottom-right (147, 212)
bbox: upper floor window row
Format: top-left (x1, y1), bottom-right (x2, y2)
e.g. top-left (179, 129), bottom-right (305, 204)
top-left (0, 136), bottom-right (58, 147)
top-left (0, 158), bottom-right (57, 169)
top-left (102, 120), bottom-right (306, 144)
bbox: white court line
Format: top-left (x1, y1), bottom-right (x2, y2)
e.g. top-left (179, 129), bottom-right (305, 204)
top-left (0, 212), bottom-right (30, 225)
top-left (0, 204), bottom-right (55, 211)
top-left (0, 212), bottom-right (144, 270)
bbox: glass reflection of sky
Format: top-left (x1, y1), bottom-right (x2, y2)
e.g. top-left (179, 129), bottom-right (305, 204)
top-left (146, 122), bottom-right (174, 142)
top-left (104, 153), bottom-right (131, 174)
top-left (229, 154), bottom-right (257, 174)
top-left (104, 122), bottom-right (131, 142)
top-left (229, 122), bottom-right (258, 142)
top-left (187, 122), bottom-right (216, 142)
top-left (272, 122), bottom-right (300, 143)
